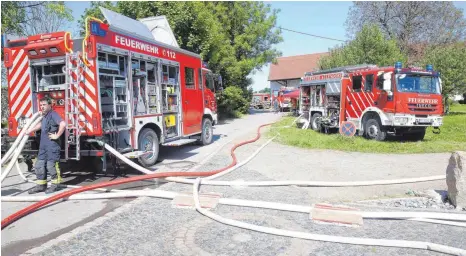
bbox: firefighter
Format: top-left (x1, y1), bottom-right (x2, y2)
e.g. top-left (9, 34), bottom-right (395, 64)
top-left (273, 98), bottom-right (279, 114)
top-left (26, 97), bottom-right (66, 194)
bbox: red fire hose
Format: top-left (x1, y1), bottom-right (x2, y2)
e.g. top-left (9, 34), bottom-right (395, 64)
top-left (1, 123), bottom-right (273, 229)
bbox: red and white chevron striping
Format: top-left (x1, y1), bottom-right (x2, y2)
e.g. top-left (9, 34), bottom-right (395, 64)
top-left (8, 49), bottom-right (33, 132)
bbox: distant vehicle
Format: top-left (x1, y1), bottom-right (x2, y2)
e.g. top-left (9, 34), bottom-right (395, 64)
top-left (272, 88), bottom-right (299, 112)
top-left (251, 93), bottom-right (271, 109)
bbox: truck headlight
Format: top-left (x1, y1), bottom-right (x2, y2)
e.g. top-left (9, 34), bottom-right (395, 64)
top-left (395, 117), bottom-right (409, 125)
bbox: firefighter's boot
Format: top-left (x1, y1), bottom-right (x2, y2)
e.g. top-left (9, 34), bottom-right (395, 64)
top-left (28, 184), bottom-right (47, 194)
top-left (45, 184), bottom-right (63, 194)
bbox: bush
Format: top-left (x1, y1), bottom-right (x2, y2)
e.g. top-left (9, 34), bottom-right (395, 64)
top-left (217, 86), bottom-right (250, 118)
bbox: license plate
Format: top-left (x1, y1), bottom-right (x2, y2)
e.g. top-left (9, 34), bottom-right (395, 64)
top-left (417, 118), bottom-right (432, 123)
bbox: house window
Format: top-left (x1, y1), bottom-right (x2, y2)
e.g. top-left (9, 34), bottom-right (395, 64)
top-left (352, 75), bottom-right (362, 91)
top-left (185, 67), bottom-right (195, 89)
top-left (365, 74), bottom-right (374, 92)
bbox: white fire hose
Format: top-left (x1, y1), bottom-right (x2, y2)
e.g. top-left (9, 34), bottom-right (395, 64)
top-left (1, 112), bottom-right (41, 165)
top-left (3, 186), bottom-right (466, 223)
top-left (192, 178), bottom-right (466, 256)
top-left (1, 115), bottom-right (43, 183)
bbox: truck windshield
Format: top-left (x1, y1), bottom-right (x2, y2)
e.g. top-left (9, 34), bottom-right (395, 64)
top-left (396, 74), bottom-right (441, 94)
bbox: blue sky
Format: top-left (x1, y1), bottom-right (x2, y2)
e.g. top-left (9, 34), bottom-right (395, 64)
top-left (65, 1), bottom-right (466, 92)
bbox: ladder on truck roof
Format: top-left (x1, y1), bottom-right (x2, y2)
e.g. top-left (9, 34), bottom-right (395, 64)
top-left (305, 64), bottom-right (377, 76)
top-left (64, 53), bottom-right (83, 161)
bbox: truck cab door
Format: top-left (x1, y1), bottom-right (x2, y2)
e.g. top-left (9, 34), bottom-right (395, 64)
top-left (181, 66), bottom-right (202, 135)
top-left (374, 72), bottom-right (394, 112)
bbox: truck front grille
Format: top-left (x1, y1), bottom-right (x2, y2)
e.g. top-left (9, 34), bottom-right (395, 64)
top-left (408, 104), bottom-right (438, 112)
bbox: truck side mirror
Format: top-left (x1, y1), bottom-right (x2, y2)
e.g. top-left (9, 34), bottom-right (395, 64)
top-left (382, 72), bottom-right (392, 92)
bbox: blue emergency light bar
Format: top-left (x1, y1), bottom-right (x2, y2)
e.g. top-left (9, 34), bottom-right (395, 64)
top-left (90, 21), bottom-right (106, 37)
top-left (395, 61), bottom-right (402, 69)
top-left (426, 64), bottom-right (433, 72)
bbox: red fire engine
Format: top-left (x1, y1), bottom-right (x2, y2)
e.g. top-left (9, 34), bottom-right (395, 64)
top-left (298, 63), bottom-right (443, 141)
top-left (2, 8), bottom-right (222, 170)
top-left (251, 93), bottom-right (271, 109)
top-left (272, 87), bottom-right (299, 112)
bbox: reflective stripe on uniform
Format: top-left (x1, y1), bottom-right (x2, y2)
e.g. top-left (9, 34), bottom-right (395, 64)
top-left (36, 180), bottom-right (47, 185)
top-left (51, 162), bottom-right (62, 184)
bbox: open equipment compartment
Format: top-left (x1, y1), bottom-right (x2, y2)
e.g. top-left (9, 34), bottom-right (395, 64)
top-left (98, 50), bottom-right (130, 131)
top-left (161, 62), bottom-right (181, 139)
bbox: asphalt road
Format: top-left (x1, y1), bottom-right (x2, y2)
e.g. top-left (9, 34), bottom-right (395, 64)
top-left (1, 109), bottom-right (283, 256)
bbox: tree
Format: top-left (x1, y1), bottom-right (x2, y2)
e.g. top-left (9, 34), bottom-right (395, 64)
top-left (259, 87), bottom-right (271, 94)
top-left (318, 25), bottom-right (407, 70)
top-left (345, 2), bottom-right (466, 63)
top-left (422, 43), bottom-right (466, 108)
top-left (1, 1), bottom-right (73, 36)
top-left (217, 86), bottom-right (250, 118)
top-left (210, 2), bottom-right (283, 88)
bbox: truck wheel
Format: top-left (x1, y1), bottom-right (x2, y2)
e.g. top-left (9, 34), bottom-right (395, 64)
top-left (138, 128), bottom-right (160, 167)
top-left (198, 118), bottom-right (213, 145)
top-left (310, 113), bottom-right (322, 131)
top-left (364, 118), bottom-right (387, 141)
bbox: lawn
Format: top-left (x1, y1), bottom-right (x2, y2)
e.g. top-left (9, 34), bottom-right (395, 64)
top-left (267, 104), bottom-right (466, 154)
top-left (450, 103), bottom-right (466, 113)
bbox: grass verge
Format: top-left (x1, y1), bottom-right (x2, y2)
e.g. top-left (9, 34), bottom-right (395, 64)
top-left (268, 104), bottom-right (466, 154)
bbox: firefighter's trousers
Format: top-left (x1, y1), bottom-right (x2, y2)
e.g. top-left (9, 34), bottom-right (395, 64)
top-left (34, 159), bottom-right (62, 185)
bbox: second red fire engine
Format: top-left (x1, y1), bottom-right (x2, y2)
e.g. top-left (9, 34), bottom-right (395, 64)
top-left (298, 63), bottom-right (443, 141)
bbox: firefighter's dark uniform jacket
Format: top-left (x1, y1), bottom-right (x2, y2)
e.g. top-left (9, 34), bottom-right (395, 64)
top-left (35, 110), bottom-right (63, 185)
top-left (38, 110), bottom-right (62, 161)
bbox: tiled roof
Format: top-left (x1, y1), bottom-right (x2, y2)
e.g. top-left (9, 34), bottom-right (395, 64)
top-left (268, 52), bottom-right (329, 81)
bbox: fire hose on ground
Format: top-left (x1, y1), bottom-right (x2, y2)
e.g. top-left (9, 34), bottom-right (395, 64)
top-left (1, 116), bottom-right (465, 255)
top-left (192, 178), bottom-right (466, 256)
top-left (1, 123), bottom-right (274, 228)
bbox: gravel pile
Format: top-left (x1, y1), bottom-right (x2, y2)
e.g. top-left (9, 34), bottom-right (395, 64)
top-left (370, 197), bottom-right (456, 210)
top-left (356, 190), bottom-right (466, 211)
